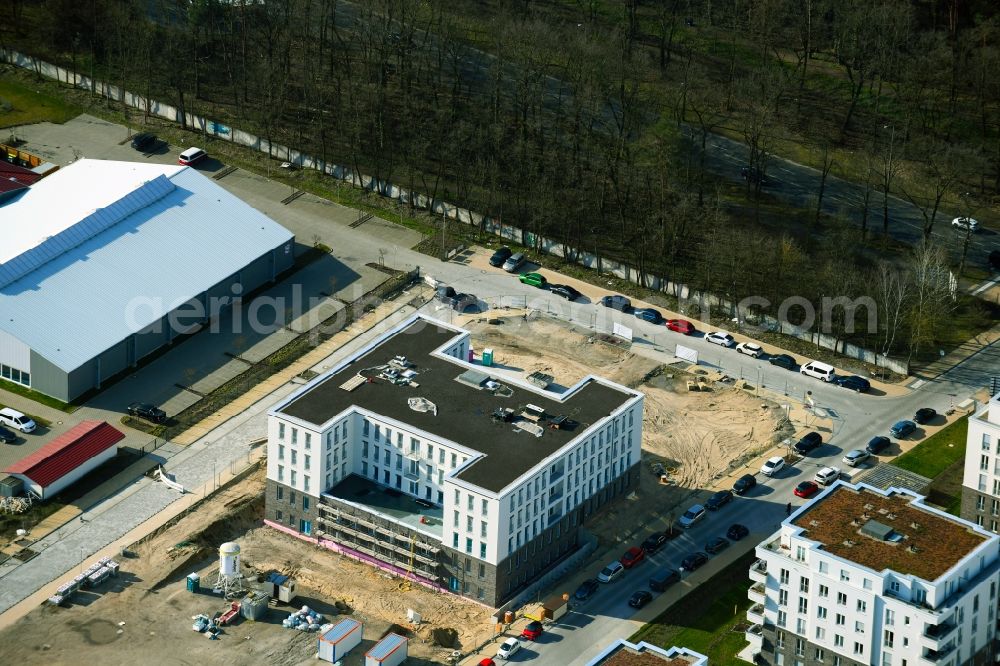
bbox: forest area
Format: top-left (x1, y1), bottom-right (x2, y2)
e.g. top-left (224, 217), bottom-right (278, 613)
top-left (2, 0), bottom-right (999, 364)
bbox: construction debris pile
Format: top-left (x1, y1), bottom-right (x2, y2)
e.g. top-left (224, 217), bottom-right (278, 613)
top-left (48, 556), bottom-right (121, 606)
top-left (282, 605), bottom-right (325, 632)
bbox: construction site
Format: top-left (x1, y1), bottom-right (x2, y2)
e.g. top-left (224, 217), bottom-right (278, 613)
top-left (0, 313), bottom-right (787, 665)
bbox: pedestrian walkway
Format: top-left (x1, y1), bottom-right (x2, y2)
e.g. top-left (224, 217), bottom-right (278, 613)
top-left (909, 320), bottom-right (1000, 383)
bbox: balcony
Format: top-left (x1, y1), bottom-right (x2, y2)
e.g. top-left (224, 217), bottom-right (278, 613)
top-left (923, 622), bottom-right (957, 650)
top-left (548, 489), bottom-right (564, 505)
top-left (746, 604), bottom-right (764, 625)
top-left (922, 643), bottom-right (956, 663)
top-left (744, 624), bottom-right (763, 646)
top-left (748, 582), bottom-right (766, 605)
top-left (749, 559), bottom-right (767, 584)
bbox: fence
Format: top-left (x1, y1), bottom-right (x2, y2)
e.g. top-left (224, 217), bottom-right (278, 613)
top-left (0, 47), bottom-right (906, 375)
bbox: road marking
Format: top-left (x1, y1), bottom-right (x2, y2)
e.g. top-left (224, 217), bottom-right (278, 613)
top-left (908, 378), bottom-right (926, 389)
top-left (971, 277), bottom-right (999, 296)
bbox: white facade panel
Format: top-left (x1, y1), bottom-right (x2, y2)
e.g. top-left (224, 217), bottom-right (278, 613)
top-left (0, 328), bottom-right (30, 371)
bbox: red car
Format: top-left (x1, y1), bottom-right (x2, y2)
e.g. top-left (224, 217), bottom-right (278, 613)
top-left (794, 481), bottom-right (819, 498)
top-left (666, 319), bottom-right (695, 335)
top-left (478, 660), bottom-right (496, 666)
top-left (620, 546), bottom-right (646, 568)
top-left (521, 620), bottom-right (544, 640)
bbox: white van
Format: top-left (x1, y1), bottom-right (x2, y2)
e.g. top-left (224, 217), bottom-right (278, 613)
top-left (0, 407), bottom-right (36, 433)
top-left (178, 147), bottom-right (207, 166)
top-left (800, 360), bottom-right (835, 382)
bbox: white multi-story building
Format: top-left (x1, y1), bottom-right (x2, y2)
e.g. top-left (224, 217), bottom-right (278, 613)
top-left (961, 394), bottom-right (1000, 531)
top-left (264, 314), bottom-right (644, 606)
top-left (745, 481), bottom-right (1000, 666)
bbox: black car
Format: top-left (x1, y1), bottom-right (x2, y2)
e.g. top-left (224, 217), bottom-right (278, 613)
top-left (130, 132), bottom-right (157, 151)
top-left (634, 308), bottom-right (664, 324)
top-left (914, 407), bottom-right (937, 425)
top-left (127, 402), bottom-right (167, 423)
top-left (866, 436), bottom-right (891, 455)
top-left (835, 375), bottom-right (871, 393)
top-left (680, 552), bottom-right (709, 571)
top-left (489, 247), bottom-right (513, 267)
top-left (727, 524), bottom-right (750, 541)
top-left (642, 533), bottom-right (669, 554)
top-left (628, 590), bottom-right (653, 609)
top-left (574, 578), bottom-right (600, 601)
top-left (648, 568), bottom-right (681, 592)
top-left (600, 295), bottom-right (632, 311)
top-left (0, 425), bottom-right (17, 443)
top-left (793, 431), bottom-right (823, 455)
top-left (768, 354), bottom-right (796, 370)
top-left (550, 284), bottom-right (582, 301)
top-left (733, 474), bottom-right (757, 495)
top-left (705, 490), bottom-right (733, 511)
top-left (705, 536), bottom-right (730, 554)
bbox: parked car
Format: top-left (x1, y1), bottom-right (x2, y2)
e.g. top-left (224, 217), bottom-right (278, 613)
top-left (502, 252), bottom-right (526, 273)
top-left (0, 426), bottom-right (17, 443)
top-left (520, 621), bottom-right (543, 640)
top-left (600, 294), bottom-right (632, 311)
top-left (489, 247), bottom-right (513, 267)
top-left (835, 375), bottom-right (871, 393)
top-left (0, 408), bottom-right (36, 433)
top-left (794, 481), bottom-right (820, 498)
top-left (768, 354), bottom-right (796, 370)
top-left (843, 449), bottom-right (871, 467)
top-left (574, 579), bottom-right (599, 601)
top-left (914, 407), bottom-right (937, 424)
top-left (550, 284), bottom-right (582, 301)
top-left (814, 467), bottom-right (841, 486)
top-left (178, 146), bottom-right (207, 166)
top-left (665, 319), bottom-right (696, 335)
top-left (733, 473), bottom-right (757, 495)
top-left (679, 504), bottom-right (707, 528)
top-left (648, 568), bottom-right (681, 592)
top-left (866, 436), bottom-right (891, 455)
top-left (130, 132), bottom-right (157, 151)
top-left (641, 533), bottom-right (669, 554)
top-left (952, 216), bottom-right (979, 232)
top-left (705, 331), bottom-right (736, 347)
top-left (705, 536), bottom-right (730, 554)
top-left (597, 560), bottom-right (625, 583)
top-left (127, 402), bottom-right (167, 423)
top-left (634, 308), bottom-right (664, 324)
top-left (496, 637), bottom-right (520, 659)
top-left (705, 490), bottom-right (733, 511)
top-left (519, 272), bottom-right (547, 288)
top-left (478, 659), bottom-right (496, 666)
top-left (890, 420), bottom-right (917, 438)
top-left (727, 524), bottom-right (750, 541)
top-left (793, 431), bottom-right (823, 455)
top-left (620, 546), bottom-right (646, 569)
top-left (800, 360), bottom-right (835, 382)
top-left (628, 590), bottom-right (653, 609)
top-left (761, 456), bottom-right (785, 476)
top-left (680, 552), bottom-right (709, 571)
top-left (736, 342), bottom-right (764, 357)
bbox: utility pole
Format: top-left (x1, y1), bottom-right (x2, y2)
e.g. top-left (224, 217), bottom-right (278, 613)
top-left (440, 208), bottom-right (447, 261)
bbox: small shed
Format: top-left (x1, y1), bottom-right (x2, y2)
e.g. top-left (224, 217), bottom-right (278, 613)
top-left (264, 572), bottom-right (296, 603)
top-left (3, 421), bottom-right (124, 499)
top-left (241, 591), bottom-right (270, 620)
top-left (365, 633), bottom-right (408, 666)
top-left (318, 618), bottom-right (363, 663)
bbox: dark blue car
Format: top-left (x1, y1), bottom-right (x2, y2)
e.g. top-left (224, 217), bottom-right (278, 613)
top-left (866, 436), bottom-right (891, 454)
top-left (835, 375), bottom-right (871, 393)
top-left (890, 420), bottom-right (916, 438)
top-left (634, 308), bottom-right (664, 324)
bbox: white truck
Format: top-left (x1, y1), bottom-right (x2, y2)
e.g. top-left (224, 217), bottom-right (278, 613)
top-left (814, 466), bottom-right (841, 486)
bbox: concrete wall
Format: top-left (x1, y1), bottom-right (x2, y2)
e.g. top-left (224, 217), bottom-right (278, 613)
top-left (28, 350), bottom-right (70, 402)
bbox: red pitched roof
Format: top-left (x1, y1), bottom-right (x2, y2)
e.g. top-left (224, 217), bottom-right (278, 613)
top-left (0, 160), bottom-right (41, 194)
top-left (5, 421), bottom-right (124, 488)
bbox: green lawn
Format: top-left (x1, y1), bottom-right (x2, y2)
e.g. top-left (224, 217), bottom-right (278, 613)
top-left (892, 416), bottom-right (969, 479)
top-left (630, 551), bottom-right (756, 665)
top-left (0, 378), bottom-right (74, 413)
top-left (0, 76), bottom-right (80, 127)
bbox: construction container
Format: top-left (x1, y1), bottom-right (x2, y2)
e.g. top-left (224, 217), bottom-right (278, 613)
top-left (186, 573), bottom-right (201, 593)
top-left (241, 591), bottom-right (270, 621)
top-left (265, 572), bottom-right (297, 603)
top-left (365, 633), bottom-right (407, 666)
top-left (318, 618), bottom-right (363, 663)
top-left (482, 348), bottom-right (494, 367)
top-left (0, 476), bottom-right (23, 498)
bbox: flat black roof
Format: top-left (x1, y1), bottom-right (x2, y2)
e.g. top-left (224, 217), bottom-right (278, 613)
top-left (279, 318), bottom-right (634, 493)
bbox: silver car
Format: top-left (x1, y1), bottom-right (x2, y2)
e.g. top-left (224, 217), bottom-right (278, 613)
top-left (502, 252), bottom-right (526, 272)
top-left (842, 449), bottom-right (870, 467)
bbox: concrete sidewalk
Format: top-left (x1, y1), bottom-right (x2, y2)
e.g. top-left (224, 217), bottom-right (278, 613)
top-left (908, 321), bottom-right (1000, 384)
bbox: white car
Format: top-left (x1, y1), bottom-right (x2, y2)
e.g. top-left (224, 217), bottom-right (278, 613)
top-left (496, 637), bottom-right (521, 659)
top-left (597, 560), bottom-right (625, 583)
top-left (761, 456), bottom-right (785, 476)
top-left (706, 331), bottom-right (736, 348)
top-left (952, 216), bottom-right (979, 232)
top-left (679, 503), bottom-right (706, 528)
top-left (736, 342), bottom-right (764, 358)
top-left (842, 449), bottom-right (871, 467)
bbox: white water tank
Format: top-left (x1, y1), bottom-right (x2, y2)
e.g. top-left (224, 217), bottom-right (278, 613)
top-left (219, 542), bottom-right (241, 576)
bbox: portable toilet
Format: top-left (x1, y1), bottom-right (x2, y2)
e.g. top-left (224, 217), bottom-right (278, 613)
top-left (186, 573), bottom-right (200, 593)
top-left (318, 618), bottom-right (363, 663)
top-left (482, 348), bottom-right (494, 367)
top-left (365, 633), bottom-right (408, 666)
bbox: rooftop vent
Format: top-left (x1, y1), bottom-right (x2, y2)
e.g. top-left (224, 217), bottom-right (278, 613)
top-left (908, 545), bottom-right (922, 554)
top-left (910, 522), bottom-right (922, 531)
top-left (408, 397), bottom-right (437, 415)
top-left (391, 355), bottom-right (414, 369)
top-left (860, 520), bottom-right (895, 542)
top-left (457, 369), bottom-right (490, 390)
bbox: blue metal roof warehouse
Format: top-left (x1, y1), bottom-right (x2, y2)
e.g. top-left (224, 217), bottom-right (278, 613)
top-left (0, 159), bottom-right (295, 401)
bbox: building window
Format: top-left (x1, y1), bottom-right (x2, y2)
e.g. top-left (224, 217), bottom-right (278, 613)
top-left (777, 610), bottom-right (787, 627)
top-left (303, 476), bottom-right (309, 492)
top-left (278, 465), bottom-right (284, 482)
top-left (303, 496), bottom-right (309, 511)
top-left (276, 486), bottom-right (283, 500)
top-left (799, 578), bottom-right (809, 593)
top-left (467, 495), bottom-right (474, 512)
top-left (278, 423), bottom-right (285, 439)
top-left (275, 510), bottom-right (282, 521)
top-left (834, 635), bottom-right (843, 647)
top-left (818, 584), bottom-right (828, 598)
top-left (853, 642), bottom-right (863, 655)
top-left (884, 630), bottom-right (894, 647)
top-left (775, 632), bottom-right (785, 649)
top-left (480, 542), bottom-right (487, 558)
top-left (290, 470), bottom-right (297, 485)
top-left (817, 606), bottom-right (827, 619)
top-left (453, 533), bottom-right (459, 548)
top-left (818, 561), bottom-right (828, 573)
top-left (815, 627), bottom-right (825, 640)
top-left (986, 433), bottom-right (993, 451)
top-left (835, 613), bottom-right (845, 626)
top-left (885, 609), bottom-right (894, 625)
top-left (779, 589), bottom-right (788, 606)
top-left (466, 538), bottom-right (473, 554)
top-left (481, 521), bottom-right (488, 538)
top-left (857, 600), bottom-right (867, 613)
top-left (482, 499), bottom-right (488, 515)
top-left (291, 428), bottom-right (298, 445)
top-left (978, 515), bottom-right (985, 526)
top-left (780, 568), bottom-right (789, 585)
top-left (798, 597), bottom-right (808, 614)
top-left (451, 453), bottom-right (457, 468)
top-left (836, 592), bottom-right (847, 605)
top-left (304, 454), bottom-right (310, 471)
top-left (993, 500), bottom-right (999, 516)
top-left (815, 649), bottom-right (824, 661)
top-left (978, 496), bottom-right (987, 511)
top-left (863, 578), bottom-right (872, 590)
top-left (794, 638), bottom-right (805, 657)
top-left (454, 511), bottom-right (459, 527)
top-left (854, 620), bottom-right (864, 633)
top-left (361, 461), bottom-right (368, 476)
top-left (982, 454), bottom-right (990, 471)
top-left (410, 437), bottom-right (419, 453)
top-left (291, 450), bottom-right (297, 465)
top-left (466, 516), bottom-right (473, 532)
top-left (980, 474), bottom-right (988, 492)
top-left (839, 570), bottom-right (849, 582)
top-left (304, 433), bottom-right (311, 450)
top-left (278, 444), bottom-right (285, 461)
